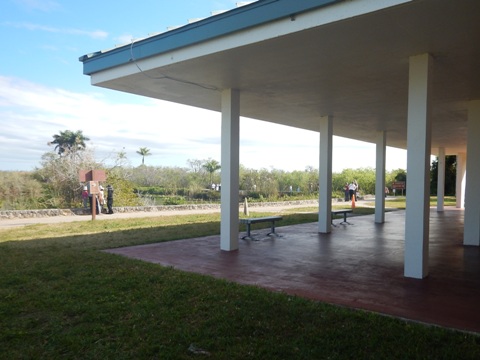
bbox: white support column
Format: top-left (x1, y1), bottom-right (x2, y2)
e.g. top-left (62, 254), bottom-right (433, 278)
top-left (404, 53), bottom-right (433, 279)
top-left (318, 115), bottom-right (333, 233)
top-left (456, 153), bottom-right (466, 209)
top-left (220, 89), bottom-right (240, 251)
top-left (436, 147), bottom-right (445, 212)
top-left (464, 100), bottom-right (480, 246)
top-left (375, 131), bottom-right (386, 223)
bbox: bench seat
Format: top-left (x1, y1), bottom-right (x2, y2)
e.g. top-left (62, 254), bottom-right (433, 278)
top-left (331, 209), bottom-right (353, 226)
top-left (240, 216), bottom-right (283, 240)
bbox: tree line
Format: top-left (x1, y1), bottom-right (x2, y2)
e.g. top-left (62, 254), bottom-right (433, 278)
top-left (0, 164), bottom-right (409, 210)
top-left (0, 129), bottom-right (456, 210)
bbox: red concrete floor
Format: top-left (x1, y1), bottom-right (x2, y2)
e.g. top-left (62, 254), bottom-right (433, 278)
top-left (105, 208), bottom-right (480, 334)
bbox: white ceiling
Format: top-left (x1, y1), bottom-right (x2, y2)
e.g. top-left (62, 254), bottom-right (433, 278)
top-left (90, 0), bottom-right (480, 155)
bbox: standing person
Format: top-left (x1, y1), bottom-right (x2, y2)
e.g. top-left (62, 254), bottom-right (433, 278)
top-left (348, 181), bottom-right (357, 201)
top-left (98, 185), bottom-right (105, 214)
top-left (106, 185), bottom-right (114, 214)
top-left (354, 180), bottom-right (359, 200)
top-left (88, 185), bottom-right (93, 214)
top-left (81, 186), bottom-right (89, 208)
top-left (344, 182), bottom-right (349, 202)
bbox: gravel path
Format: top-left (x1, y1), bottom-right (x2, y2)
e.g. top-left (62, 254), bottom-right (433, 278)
top-left (0, 202), bottom-right (321, 229)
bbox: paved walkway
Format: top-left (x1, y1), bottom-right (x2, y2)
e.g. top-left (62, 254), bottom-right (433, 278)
top-left (0, 202), bottom-right (321, 229)
top-left (0, 198), bottom-right (395, 229)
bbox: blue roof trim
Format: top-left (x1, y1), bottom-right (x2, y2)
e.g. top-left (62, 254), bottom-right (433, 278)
top-left (80, 0), bottom-right (343, 75)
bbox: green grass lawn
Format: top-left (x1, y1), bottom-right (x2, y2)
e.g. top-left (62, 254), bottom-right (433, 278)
top-left (1, 208), bottom-right (479, 359)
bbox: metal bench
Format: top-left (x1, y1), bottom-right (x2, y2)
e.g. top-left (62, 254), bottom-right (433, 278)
top-left (331, 209), bottom-right (353, 226)
top-left (239, 216), bottom-right (283, 240)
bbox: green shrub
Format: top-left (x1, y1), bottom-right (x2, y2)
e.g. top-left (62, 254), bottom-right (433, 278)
top-left (162, 196), bottom-right (187, 205)
top-left (0, 171), bottom-right (44, 210)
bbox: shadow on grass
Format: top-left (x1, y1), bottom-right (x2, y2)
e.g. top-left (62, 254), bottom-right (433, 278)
top-left (0, 208), bottom-right (383, 252)
top-left (1, 211), bottom-right (328, 250)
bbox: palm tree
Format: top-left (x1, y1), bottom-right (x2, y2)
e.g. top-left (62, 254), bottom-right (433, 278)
top-left (48, 130), bottom-right (90, 156)
top-left (203, 158), bottom-right (221, 186)
top-left (136, 147), bottom-right (152, 165)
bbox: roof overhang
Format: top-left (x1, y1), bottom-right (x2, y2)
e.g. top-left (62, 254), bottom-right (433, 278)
top-left (80, 0), bottom-right (480, 155)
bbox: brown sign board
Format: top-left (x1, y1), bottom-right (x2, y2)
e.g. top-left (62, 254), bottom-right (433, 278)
top-left (79, 169), bottom-right (106, 182)
top-left (79, 170), bottom-right (89, 181)
top-left (392, 181), bottom-right (406, 189)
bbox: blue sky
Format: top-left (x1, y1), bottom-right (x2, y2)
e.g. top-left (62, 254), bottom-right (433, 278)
top-left (0, 0), bottom-right (407, 171)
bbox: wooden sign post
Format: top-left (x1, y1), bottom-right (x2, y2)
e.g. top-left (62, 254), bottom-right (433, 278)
top-left (79, 170), bottom-right (106, 220)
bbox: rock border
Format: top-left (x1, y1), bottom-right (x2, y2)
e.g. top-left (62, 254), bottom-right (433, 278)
top-left (0, 200), bottom-right (320, 220)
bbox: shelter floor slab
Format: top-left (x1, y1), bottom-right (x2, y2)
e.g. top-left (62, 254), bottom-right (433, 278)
top-left (105, 208), bottom-right (480, 334)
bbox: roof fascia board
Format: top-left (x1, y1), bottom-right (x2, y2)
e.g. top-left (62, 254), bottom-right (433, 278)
top-left (80, 0), bottom-right (343, 75)
top-left (89, 0), bottom-right (411, 86)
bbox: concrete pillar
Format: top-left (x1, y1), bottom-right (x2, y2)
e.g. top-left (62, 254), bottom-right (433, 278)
top-left (436, 147), bottom-right (445, 212)
top-left (318, 115), bottom-right (333, 233)
top-left (404, 53), bottom-right (433, 279)
top-left (220, 89), bottom-right (240, 251)
top-left (456, 153), bottom-right (466, 209)
top-left (375, 131), bottom-right (386, 223)
top-left (464, 100), bottom-right (480, 246)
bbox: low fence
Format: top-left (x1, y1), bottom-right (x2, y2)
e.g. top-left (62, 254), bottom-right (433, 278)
top-left (0, 200), bottom-right (320, 220)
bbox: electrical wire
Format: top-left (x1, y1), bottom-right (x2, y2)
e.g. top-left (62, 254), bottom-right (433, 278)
top-left (129, 40), bottom-right (219, 91)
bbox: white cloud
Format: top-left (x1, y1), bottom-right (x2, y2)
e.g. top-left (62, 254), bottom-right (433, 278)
top-left (5, 22), bottom-right (108, 39)
top-left (0, 75), bottom-right (407, 171)
top-left (14, 0), bottom-right (61, 12)
top-left (0, 76), bottom-right (220, 169)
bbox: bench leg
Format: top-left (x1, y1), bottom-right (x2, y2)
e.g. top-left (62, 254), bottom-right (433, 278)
top-left (267, 221), bottom-right (281, 237)
top-left (242, 223), bottom-right (253, 240)
top-left (331, 213), bottom-right (340, 227)
top-left (339, 213), bottom-right (352, 225)
top-left (267, 221), bottom-right (275, 236)
top-left (331, 212), bottom-right (353, 226)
